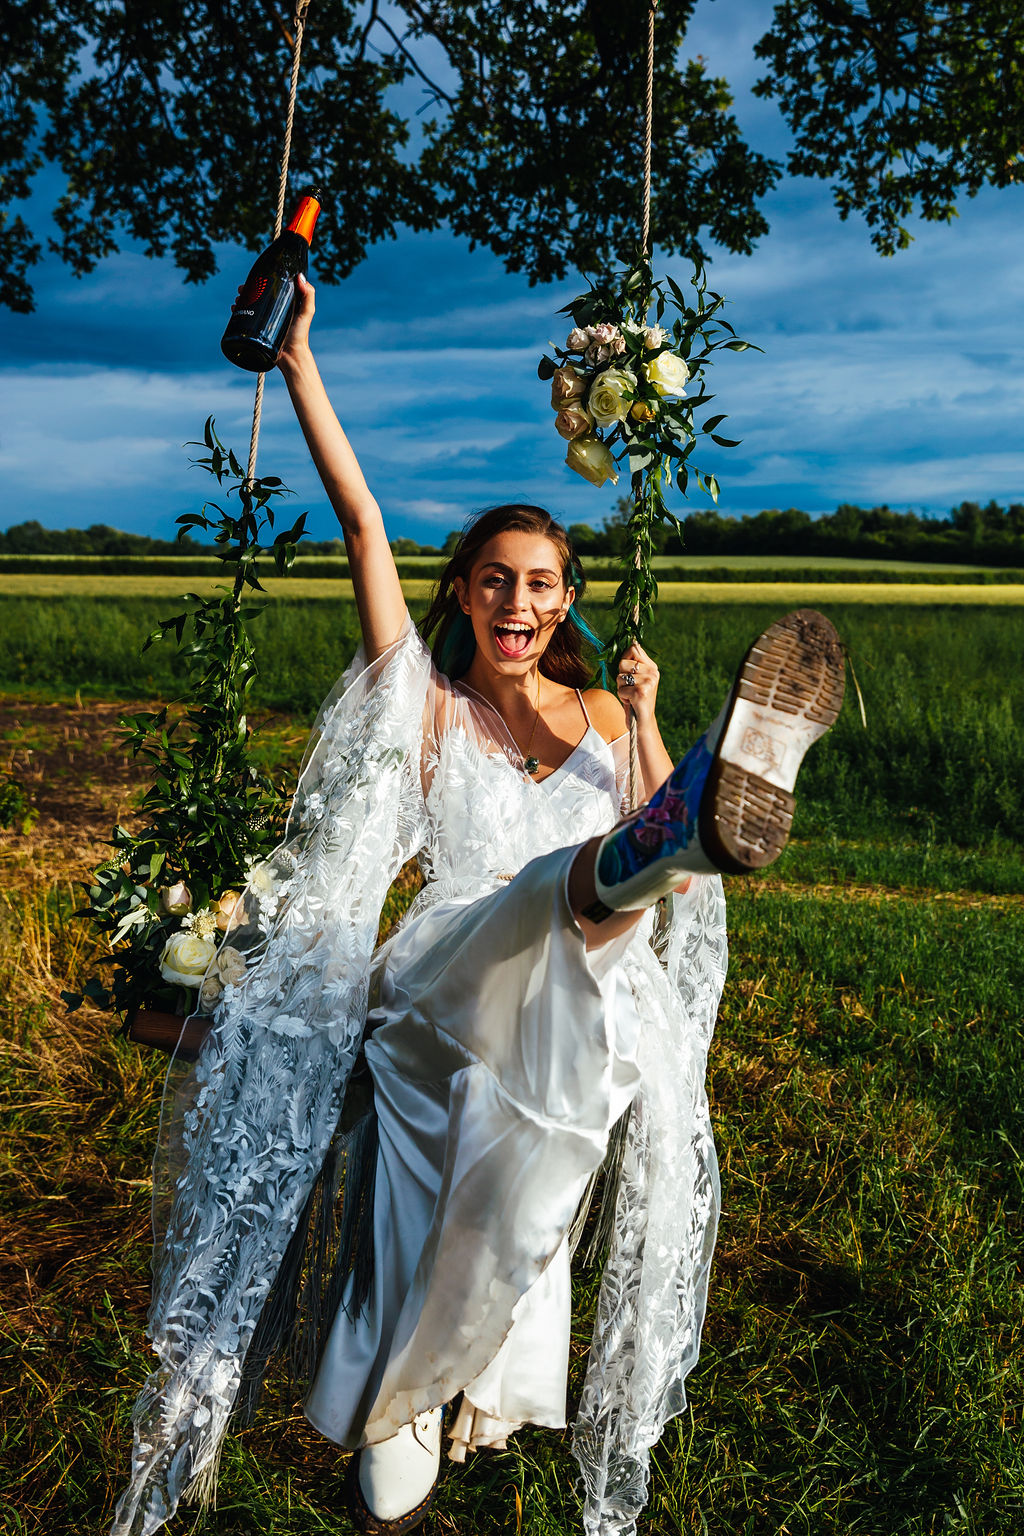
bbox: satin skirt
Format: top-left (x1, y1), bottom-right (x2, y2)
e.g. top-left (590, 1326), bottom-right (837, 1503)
top-left (304, 844), bottom-right (644, 1451)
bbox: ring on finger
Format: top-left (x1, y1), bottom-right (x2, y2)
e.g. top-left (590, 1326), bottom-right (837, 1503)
top-left (619, 671), bottom-right (636, 687)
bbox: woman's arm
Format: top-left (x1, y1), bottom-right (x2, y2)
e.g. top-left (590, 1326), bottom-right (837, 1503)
top-left (276, 274), bottom-right (407, 662)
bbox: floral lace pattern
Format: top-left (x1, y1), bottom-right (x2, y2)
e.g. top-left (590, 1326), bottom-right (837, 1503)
top-left (110, 618), bottom-right (727, 1536)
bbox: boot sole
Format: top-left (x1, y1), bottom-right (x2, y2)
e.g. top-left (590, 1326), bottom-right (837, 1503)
top-left (699, 609), bottom-right (845, 874)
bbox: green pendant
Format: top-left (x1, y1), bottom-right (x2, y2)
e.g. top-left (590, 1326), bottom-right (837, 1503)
top-left (524, 756), bottom-right (540, 775)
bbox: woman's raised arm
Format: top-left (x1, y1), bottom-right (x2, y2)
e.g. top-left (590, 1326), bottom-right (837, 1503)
top-left (276, 274), bottom-right (407, 661)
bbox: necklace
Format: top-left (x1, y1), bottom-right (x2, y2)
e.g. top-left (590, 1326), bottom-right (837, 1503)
top-left (522, 672), bottom-right (542, 775)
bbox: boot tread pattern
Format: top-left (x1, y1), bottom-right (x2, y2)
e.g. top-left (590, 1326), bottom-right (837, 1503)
top-left (703, 609), bottom-right (844, 873)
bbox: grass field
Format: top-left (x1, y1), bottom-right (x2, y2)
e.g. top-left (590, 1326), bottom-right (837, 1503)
top-left (1, 597), bottom-right (1021, 1535)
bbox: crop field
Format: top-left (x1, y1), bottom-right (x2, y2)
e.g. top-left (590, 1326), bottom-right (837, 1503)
top-left (1, 595), bottom-right (1021, 1535)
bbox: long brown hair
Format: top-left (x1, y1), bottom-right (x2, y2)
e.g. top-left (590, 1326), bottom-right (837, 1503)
top-left (420, 504), bottom-right (604, 687)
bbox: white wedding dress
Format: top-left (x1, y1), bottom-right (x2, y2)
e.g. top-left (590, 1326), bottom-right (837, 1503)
top-left (305, 706), bottom-right (647, 1453)
top-left (111, 616), bottom-right (727, 1536)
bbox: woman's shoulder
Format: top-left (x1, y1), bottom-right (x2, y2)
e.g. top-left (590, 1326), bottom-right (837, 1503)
top-left (581, 687), bottom-right (628, 745)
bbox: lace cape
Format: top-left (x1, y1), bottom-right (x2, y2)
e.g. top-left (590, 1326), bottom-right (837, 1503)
top-left (110, 617), bottom-right (727, 1536)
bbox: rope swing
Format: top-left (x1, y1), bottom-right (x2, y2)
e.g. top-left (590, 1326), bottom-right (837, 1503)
top-left (628, 0), bottom-right (659, 811)
top-left (244, 0), bottom-right (312, 490)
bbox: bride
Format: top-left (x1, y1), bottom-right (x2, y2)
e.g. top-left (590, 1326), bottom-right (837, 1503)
top-left (110, 274), bottom-right (845, 1536)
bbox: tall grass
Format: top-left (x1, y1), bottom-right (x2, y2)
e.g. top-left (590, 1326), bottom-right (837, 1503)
top-left (2, 596), bottom-right (1022, 1533)
top-left (1, 877), bottom-right (1021, 1533)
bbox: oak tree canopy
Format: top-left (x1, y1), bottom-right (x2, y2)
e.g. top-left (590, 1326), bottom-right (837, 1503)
top-left (2, 0), bottom-right (1021, 311)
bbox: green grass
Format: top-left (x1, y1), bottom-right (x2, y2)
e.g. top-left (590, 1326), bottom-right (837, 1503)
top-left (2, 600), bottom-right (1022, 1534)
top-left (3, 595), bottom-right (1022, 850)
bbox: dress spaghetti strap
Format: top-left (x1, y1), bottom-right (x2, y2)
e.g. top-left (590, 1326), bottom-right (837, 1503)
top-left (575, 688), bottom-right (593, 732)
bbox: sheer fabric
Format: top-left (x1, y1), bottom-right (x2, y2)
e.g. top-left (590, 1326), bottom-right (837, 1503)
top-left (110, 615), bottom-right (727, 1536)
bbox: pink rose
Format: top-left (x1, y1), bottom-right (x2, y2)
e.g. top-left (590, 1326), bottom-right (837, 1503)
top-left (550, 364), bottom-right (585, 407)
top-left (565, 327), bottom-right (589, 351)
top-left (555, 405), bottom-right (592, 441)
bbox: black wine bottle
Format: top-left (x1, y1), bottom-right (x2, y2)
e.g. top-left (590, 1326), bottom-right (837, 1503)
top-left (221, 189), bottom-right (322, 372)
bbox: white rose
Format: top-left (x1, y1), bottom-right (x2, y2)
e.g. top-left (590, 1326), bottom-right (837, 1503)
top-left (645, 350), bottom-right (690, 396)
top-left (566, 435), bottom-right (619, 488)
top-left (215, 945), bottom-right (247, 985)
top-left (160, 930), bottom-right (218, 989)
top-left (565, 326), bottom-right (589, 351)
top-left (644, 325), bottom-right (667, 349)
top-left (587, 368), bottom-right (636, 428)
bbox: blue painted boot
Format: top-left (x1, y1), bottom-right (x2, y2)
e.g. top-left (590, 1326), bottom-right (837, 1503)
top-left (590, 609), bottom-right (845, 913)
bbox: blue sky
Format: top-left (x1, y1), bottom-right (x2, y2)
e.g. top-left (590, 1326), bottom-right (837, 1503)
top-left (1, 0), bottom-right (1022, 545)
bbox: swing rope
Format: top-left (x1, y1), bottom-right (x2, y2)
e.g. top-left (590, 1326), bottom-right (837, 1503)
top-left (628, 0), bottom-right (658, 811)
top-left (245, 0), bottom-right (312, 489)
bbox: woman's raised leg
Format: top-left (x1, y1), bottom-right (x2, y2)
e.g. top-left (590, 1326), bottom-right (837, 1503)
top-left (569, 610), bottom-right (846, 926)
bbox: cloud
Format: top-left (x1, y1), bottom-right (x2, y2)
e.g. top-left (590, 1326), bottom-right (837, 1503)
top-left (2, 0), bottom-right (1023, 541)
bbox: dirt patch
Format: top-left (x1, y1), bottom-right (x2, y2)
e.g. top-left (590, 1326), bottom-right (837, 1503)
top-left (0, 695), bottom-right (303, 891)
top-left (0, 696), bottom-right (158, 888)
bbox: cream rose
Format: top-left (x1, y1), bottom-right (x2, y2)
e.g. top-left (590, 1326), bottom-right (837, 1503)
top-left (214, 890), bottom-right (243, 932)
top-left (550, 365), bottom-right (584, 407)
top-left (555, 405), bottom-right (592, 441)
top-left (160, 881), bottom-right (192, 917)
top-left (199, 975), bottom-right (224, 1010)
top-left (587, 368), bottom-right (636, 428)
top-left (566, 435), bottom-right (619, 488)
top-left (645, 350), bottom-right (690, 396)
top-left (565, 326), bottom-right (589, 351)
top-left (160, 930), bottom-right (218, 989)
top-left (215, 945), bottom-right (247, 986)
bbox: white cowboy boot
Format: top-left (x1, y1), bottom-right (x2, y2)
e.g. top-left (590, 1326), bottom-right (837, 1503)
top-left (347, 1406), bottom-right (445, 1535)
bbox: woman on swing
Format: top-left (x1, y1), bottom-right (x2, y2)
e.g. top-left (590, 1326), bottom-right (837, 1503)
top-left (111, 273), bottom-right (844, 1536)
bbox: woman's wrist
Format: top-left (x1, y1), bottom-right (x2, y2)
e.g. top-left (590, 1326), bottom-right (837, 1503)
top-left (276, 343), bottom-right (315, 386)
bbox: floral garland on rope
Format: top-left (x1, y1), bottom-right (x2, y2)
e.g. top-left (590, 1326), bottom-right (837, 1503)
top-left (62, 418), bottom-right (311, 1036)
top-left (538, 253), bottom-right (755, 661)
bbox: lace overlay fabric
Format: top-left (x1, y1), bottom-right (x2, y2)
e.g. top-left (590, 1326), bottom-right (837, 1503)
top-left (111, 616), bottom-right (727, 1536)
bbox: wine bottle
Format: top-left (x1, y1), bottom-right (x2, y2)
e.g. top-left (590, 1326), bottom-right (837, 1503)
top-left (221, 188), bottom-right (322, 372)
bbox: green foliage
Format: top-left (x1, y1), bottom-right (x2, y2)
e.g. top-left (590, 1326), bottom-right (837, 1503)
top-left (62, 419), bottom-right (310, 1021)
top-left (754, 0), bottom-right (1024, 255)
top-left (0, 770), bottom-right (34, 833)
top-left (7, 2), bottom-right (1023, 309)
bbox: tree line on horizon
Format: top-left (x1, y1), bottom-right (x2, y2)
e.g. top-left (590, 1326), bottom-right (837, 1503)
top-left (3, 500), bottom-right (1023, 567)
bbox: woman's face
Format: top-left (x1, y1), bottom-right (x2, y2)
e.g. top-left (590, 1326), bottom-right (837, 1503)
top-left (455, 530), bottom-right (575, 673)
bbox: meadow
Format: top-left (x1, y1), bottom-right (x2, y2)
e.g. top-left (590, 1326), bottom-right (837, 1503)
top-left (1, 586), bottom-right (1021, 1535)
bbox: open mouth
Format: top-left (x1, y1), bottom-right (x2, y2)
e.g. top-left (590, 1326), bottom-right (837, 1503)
top-left (493, 622), bottom-right (535, 658)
